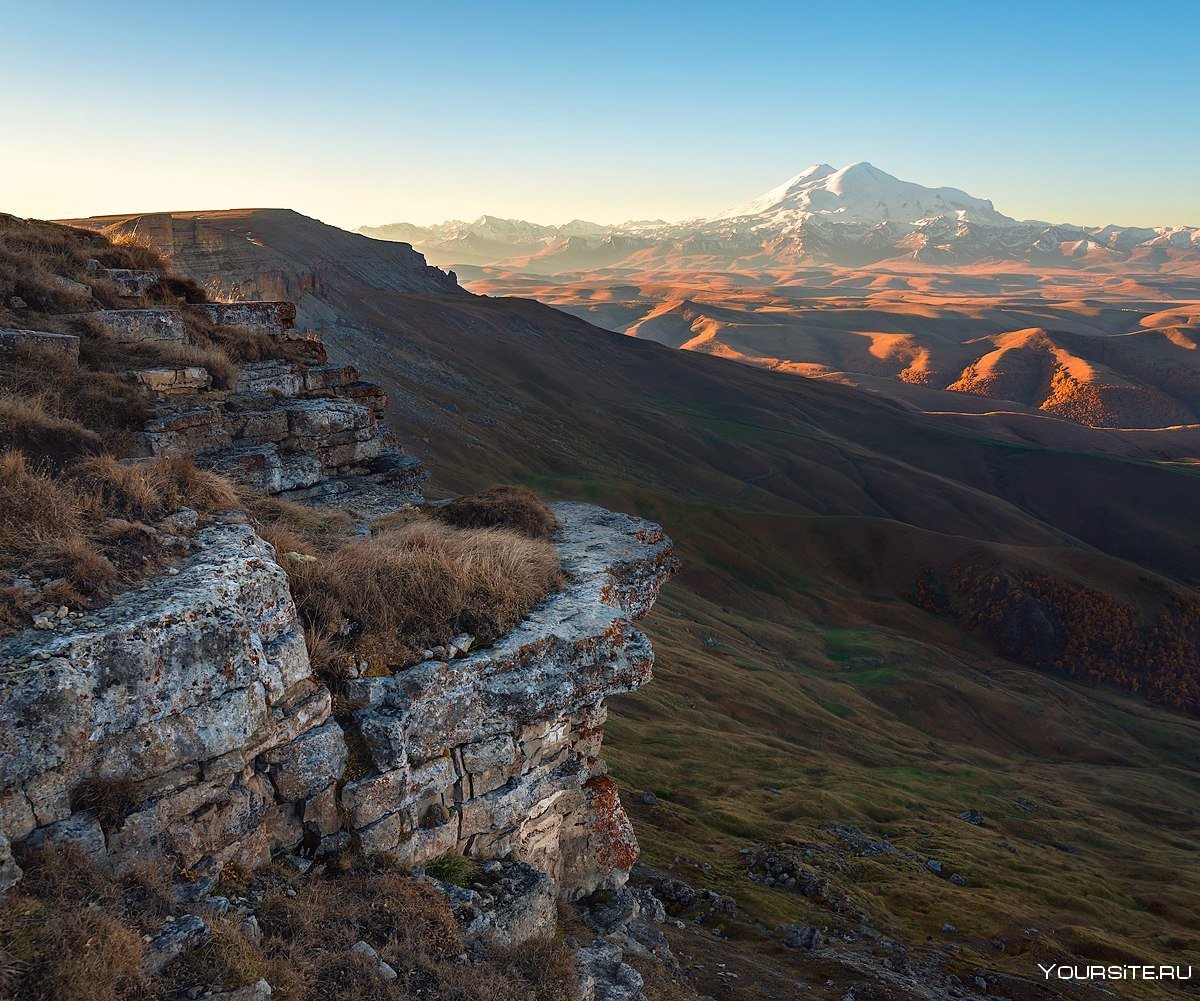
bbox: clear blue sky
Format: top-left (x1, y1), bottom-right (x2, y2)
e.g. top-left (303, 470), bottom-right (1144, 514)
top-left (3, 0), bottom-right (1197, 229)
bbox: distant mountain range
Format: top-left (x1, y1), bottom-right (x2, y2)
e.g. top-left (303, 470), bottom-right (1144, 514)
top-left (358, 162), bottom-right (1200, 272)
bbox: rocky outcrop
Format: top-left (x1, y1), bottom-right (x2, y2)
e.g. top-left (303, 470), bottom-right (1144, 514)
top-left (90, 264), bottom-right (162, 298)
top-left (0, 502), bottom-right (675, 906)
top-left (0, 271), bottom-right (676, 997)
top-left (0, 327), bottom-right (80, 362)
top-left (342, 503), bottom-right (676, 897)
top-left (121, 299), bottom-right (425, 514)
top-left (81, 307), bottom-right (189, 344)
top-left (0, 520), bottom-right (329, 882)
top-left (191, 300), bottom-right (297, 333)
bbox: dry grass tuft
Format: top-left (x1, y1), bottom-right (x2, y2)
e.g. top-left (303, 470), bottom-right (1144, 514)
top-left (246, 493), bottom-right (354, 546)
top-left (169, 857), bottom-right (577, 1001)
top-left (0, 845), bottom-right (167, 1001)
top-left (431, 484), bottom-right (560, 539)
top-left (0, 451), bottom-right (85, 559)
top-left (2, 342), bottom-right (152, 455)
top-left (0, 391), bottom-right (103, 466)
top-left (282, 518), bottom-right (564, 676)
top-left (102, 231), bottom-right (166, 272)
top-left (73, 455), bottom-right (239, 522)
top-left (155, 340), bottom-right (237, 389)
top-left (70, 777), bottom-right (141, 834)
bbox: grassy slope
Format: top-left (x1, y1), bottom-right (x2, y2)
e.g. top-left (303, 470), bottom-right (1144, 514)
top-left (84, 210), bottom-right (1200, 998)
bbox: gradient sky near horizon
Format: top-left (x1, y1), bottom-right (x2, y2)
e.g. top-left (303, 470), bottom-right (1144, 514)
top-left (3, 0), bottom-right (1198, 230)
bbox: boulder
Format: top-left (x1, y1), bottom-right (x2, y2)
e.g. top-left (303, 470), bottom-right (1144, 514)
top-left (573, 938), bottom-right (645, 1001)
top-left (0, 521), bottom-right (333, 873)
top-left (84, 308), bottom-right (188, 344)
top-left (0, 328), bottom-right (80, 363)
top-left (190, 301), bottom-right (296, 334)
top-left (94, 267), bottom-right (161, 297)
top-left (435, 859), bottom-right (557, 948)
top-left (260, 719), bottom-right (348, 801)
top-left (133, 366), bottom-right (212, 394)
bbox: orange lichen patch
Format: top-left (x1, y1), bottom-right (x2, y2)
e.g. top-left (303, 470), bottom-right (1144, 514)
top-left (583, 774), bottom-right (639, 873)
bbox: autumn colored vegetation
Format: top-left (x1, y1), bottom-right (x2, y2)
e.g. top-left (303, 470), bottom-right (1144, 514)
top-left (1, 847), bottom-right (575, 1001)
top-left (913, 563), bottom-right (1200, 714)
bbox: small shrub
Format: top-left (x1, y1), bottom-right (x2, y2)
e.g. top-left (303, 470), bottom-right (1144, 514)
top-left (423, 853), bottom-right (479, 887)
top-left (431, 485), bottom-right (560, 539)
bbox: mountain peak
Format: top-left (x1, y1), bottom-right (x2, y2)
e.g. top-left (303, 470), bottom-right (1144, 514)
top-left (711, 162), bottom-right (1014, 227)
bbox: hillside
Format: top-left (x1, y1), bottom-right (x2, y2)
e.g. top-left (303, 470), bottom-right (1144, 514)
top-left (69, 208), bottom-right (1200, 999)
top-left (465, 265), bottom-right (1200, 435)
top-left (0, 215), bottom-right (694, 1001)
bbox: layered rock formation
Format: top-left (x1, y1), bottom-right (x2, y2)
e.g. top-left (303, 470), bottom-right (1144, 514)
top-left (0, 503), bottom-right (674, 900)
top-left (65, 209), bottom-right (461, 334)
top-left (0, 296), bottom-right (677, 929)
top-left (342, 503), bottom-right (674, 897)
top-left (126, 299), bottom-right (426, 517)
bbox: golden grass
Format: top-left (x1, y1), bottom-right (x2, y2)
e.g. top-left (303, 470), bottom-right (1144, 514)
top-left (73, 454), bottom-right (239, 521)
top-left (278, 518), bottom-right (563, 677)
top-left (102, 231), bottom-right (166, 272)
top-left (244, 492), bottom-right (354, 544)
top-left (431, 484), bottom-right (560, 539)
top-left (155, 340), bottom-right (237, 389)
top-left (0, 450), bottom-right (240, 631)
top-left (2, 341), bottom-right (152, 458)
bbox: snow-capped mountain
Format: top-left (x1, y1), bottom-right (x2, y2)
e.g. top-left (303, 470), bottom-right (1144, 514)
top-left (358, 163), bottom-right (1200, 272)
top-left (705, 162), bottom-right (1015, 227)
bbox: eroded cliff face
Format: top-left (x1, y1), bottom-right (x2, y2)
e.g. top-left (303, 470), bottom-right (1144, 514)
top-left (0, 492), bottom-right (675, 904)
top-left (64, 209), bottom-right (461, 333)
top-left (341, 503), bottom-right (675, 898)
